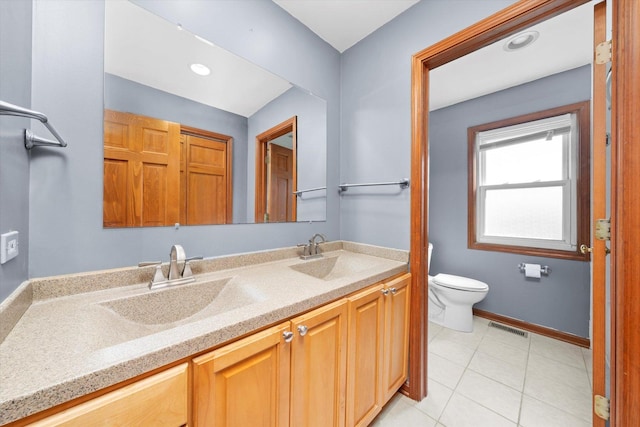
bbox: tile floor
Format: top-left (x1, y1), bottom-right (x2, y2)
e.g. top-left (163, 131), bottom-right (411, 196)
top-left (371, 316), bottom-right (593, 427)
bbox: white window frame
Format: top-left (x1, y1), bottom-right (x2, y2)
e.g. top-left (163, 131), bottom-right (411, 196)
top-left (474, 113), bottom-right (579, 252)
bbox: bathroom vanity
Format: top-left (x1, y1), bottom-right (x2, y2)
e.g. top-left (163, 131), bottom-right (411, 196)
top-left (0, 242), bottom-right (409, 426)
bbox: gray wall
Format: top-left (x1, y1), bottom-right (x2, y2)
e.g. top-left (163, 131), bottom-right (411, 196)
top-left (27, 0), bottom-right (340, 279)
top-left (0, 0), bottom-right (32, 301)
top-left (339, 0), bottom-right (516, 250)
top-left (429, 66), bottom-right (592, 337)
top-left (104, 73), bottom-right (249, 223)
top-left (248, 87), bottom-right (327, 223)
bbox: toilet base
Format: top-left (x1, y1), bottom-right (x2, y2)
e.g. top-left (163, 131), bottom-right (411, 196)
top-left (428, 294), bottom-right (475, 333)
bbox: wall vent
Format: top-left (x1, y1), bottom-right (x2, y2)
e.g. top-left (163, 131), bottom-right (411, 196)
top-left (488, 321), bottom-right (528, 338)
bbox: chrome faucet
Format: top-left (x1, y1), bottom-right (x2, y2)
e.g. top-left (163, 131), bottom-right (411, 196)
top-left (168, 244), bottom-right (186, 280)
top-left (310, 233), bottom-right (326, 255)
top-left (298, 233), bottom-right (327, 260)
top-left (139, 244), bottom-right (202, 290)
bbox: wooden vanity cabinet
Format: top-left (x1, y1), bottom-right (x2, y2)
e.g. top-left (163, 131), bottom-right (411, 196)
top-left (290, 299), bottom-right (348, 427)
top-left (28, 363), bottom-right (188, 427)
top-left (192, 322), bottom-right (292, 427)
top-left (346, 273), bottom-right (411, 427)
top-left (192, 300), bottom-right (348, 427)
top-left (381, 274), bottom-right (411, 403)
top-left (345, 284), bottom-right (386, 427)
top-left (22, 272), bottom-right (409, 427)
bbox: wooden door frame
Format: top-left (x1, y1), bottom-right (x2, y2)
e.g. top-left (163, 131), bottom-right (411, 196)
top-left (611, 0), bottom-right (640, 425)
top-left (591, 3), bottom-right (607, 426)
top-left (409, 0), bottom-right (594, 402)
top-left (254, 116), bottom-right (297, 223)
top-left (181, 125), bottom-right (234, 224)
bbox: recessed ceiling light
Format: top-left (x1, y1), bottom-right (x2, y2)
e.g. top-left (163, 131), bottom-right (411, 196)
top-left (503, 30), bottom-right (539, 52)
top-left (190, 63), bottom-right (211, 76)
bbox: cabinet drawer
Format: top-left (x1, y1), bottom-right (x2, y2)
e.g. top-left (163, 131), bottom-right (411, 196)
top-left (29, 363), bottom-right (188, 427)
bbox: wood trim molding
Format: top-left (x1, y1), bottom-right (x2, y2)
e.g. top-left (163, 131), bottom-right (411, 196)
top-left (473, 308), bottom-right (590, 348)
top-left (612, 0), bottom-right (640, 425)
top-left (410, 0), bottom-right (590, 402)
top-left (591, 4), bottom-right (607, 427)
top-left (254, 116), bottom-right (297, 223)
top-left (466, 101), bottom-right (591, 262)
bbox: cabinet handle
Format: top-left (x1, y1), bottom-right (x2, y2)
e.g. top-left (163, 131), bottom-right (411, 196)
top-left (390, 287), bottom-right (397, 295)
top-left (381, 289), bottom-right (390, 296)
top-left (297, 325), bottom-right (308, 336)
top-left (283, 331), bottom-right (294, 343)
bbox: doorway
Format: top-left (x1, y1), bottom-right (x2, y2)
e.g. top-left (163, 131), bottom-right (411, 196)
top-left (255, 116), bottom-right (297, 223)
top-left (409, 0), bottom-right (640, 425)
top-left (409, 1), bottom-right (640, 425)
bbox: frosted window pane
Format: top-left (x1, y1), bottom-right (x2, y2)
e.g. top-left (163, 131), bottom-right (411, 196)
top-left (483, 135), bottom-right (564, 185)
top-left (484, 187), bottom-right (563, 240)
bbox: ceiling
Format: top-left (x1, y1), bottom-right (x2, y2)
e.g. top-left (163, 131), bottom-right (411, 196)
top-left (272, 0), bottom-right (420, 53)
top-left (105, 0), bottom-right (292, 118)
top-left (106, 0), bottom-right (595, 117)
top-left (272, 0), bottom-right (594, 110)
top-left (430, 2), bottom-right (593, 110)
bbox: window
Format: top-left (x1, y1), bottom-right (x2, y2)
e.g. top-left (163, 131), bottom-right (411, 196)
top-left (468, 102), bottom-right (590, 260)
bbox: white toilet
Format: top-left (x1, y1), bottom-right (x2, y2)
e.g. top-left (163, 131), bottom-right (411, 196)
top-left (428, 243), bottom-right (489, 332)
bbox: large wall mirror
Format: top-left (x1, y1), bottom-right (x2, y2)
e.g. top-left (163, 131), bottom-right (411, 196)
top-left (103, 0), bottom-right (327, 227)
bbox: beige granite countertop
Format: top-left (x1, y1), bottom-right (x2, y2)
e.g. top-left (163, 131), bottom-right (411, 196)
top-left (0, 241), bottom-right (408, 425)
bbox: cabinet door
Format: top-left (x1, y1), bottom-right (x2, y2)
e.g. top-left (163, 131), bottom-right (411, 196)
top-left (29, 363), bottom-right (188, 427)
top-left (381, 274), bottom-right (411, 402)
top-left (290, 299), bottom-right (348, 427)
top-left (192, 322), bottom-right (291, 427)
top-left (346, 284), bottom-right (385, 427)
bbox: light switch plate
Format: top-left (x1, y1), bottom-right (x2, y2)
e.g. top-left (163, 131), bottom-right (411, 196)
top-left (1, 231), bottom-right (19, 264)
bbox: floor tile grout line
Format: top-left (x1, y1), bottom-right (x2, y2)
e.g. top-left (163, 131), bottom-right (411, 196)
top-left (516, 325), bottom-right (533, 427)
top-left (424, 317), bottom-right (592, 427)
top-left (440, 323), bottom-right (521, 426)
top-left (448, 387), bottom-right (522, 426)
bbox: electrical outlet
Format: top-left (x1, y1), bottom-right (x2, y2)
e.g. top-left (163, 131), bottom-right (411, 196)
top-left (1, 231), bottom-right (19, 264)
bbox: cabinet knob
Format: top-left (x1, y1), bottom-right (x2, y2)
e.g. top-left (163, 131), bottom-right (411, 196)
top-left (381, 289), bottom-right (390, 296)
top-left (390, 287), bottom-right (397, 295)
top-left (283, 331), bottom-right (294, 343)
top-left (297, 325), bottom-right (308, 336)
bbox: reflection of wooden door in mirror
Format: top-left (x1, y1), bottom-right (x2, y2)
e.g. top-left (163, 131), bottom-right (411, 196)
top-left (255, 116), bottom-right (297, 223)
top-left (267, 143), bottom-right (294, 222)
top-left (103, 109), bottom-right (180, 227)
top-left (181, 128), bottom-right (233, 225)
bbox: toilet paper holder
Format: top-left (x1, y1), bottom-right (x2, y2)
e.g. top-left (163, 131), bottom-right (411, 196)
top-left (518, 263), bottom-right (550, 275)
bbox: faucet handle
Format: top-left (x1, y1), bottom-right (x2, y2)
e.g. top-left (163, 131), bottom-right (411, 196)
top-left (297, 243), bottom-right (310, 257)
top-left (182, 256), bottom-right (203, 278)
top-left (138, 261), bottom-right (162, 267)
top-left (138, 262), bottom-right (166, 287)
top-left (151, 264), bottom-right (166, 284)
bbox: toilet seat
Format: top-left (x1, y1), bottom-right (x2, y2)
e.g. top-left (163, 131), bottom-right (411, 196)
top-left (432, 273), bottom-right (489, 292)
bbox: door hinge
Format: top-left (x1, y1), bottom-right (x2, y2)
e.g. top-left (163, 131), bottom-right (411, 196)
top-left (594, 394), bottom-right (610, 420)
top-left (595, 218), bottom-right (611, 241)
top-left (595, 40), bottom-right (612, 64)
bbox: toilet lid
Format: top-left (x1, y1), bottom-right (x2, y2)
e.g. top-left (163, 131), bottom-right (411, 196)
top-left (432, 273), bottom-right (489, 292)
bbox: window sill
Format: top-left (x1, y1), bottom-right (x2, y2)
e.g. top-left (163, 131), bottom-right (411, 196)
top-left (468, 241), bottom-right (590, 261)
